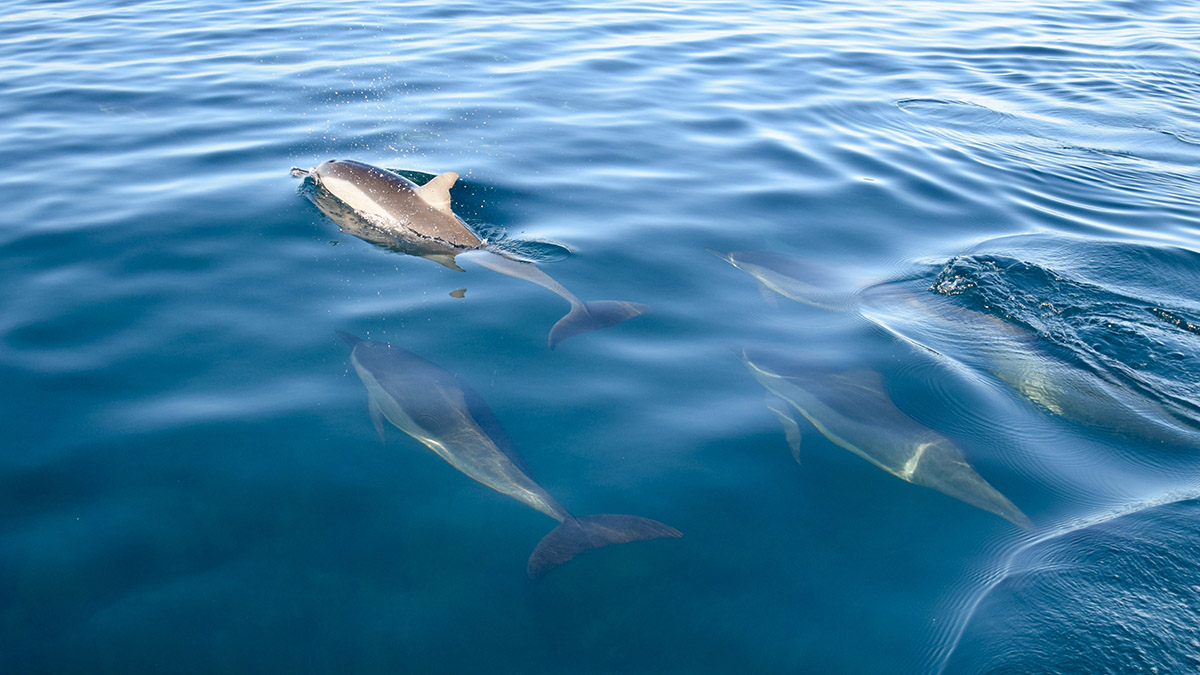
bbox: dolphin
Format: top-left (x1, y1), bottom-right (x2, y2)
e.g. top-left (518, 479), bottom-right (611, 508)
top-left (293, 160), bottom-right (649, 348)
top-left (707, 249), bottom-right (857, 312)
top-left (715, 250), bottom-right (1200, 450)
top-left (857, 281), bottom-right (1200, 448)
top-left (743, 352), bottom-right (1031, 528)
top-left (337, 330), bottom-right (681, 579)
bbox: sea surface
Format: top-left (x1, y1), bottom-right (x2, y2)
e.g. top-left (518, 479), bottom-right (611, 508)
top-left (3, 0), bottom-right (1200, 672)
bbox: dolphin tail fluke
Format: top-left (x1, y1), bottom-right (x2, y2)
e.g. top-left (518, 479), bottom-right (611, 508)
top-left (548, 301), bottom-right (652, 349)
top-left (527, 514), bottom-right (682, 580)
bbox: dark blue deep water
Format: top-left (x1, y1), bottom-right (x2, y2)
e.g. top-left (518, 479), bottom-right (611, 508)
top-left (3, 1), bottom-right (1200, 672)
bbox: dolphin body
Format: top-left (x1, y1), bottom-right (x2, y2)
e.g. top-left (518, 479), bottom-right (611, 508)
top-left (293, 160), bottom-right (649, 348)
top-left (743, 353), bottom-right (1031, 528)
top-left (337, 331), bottom-right (681, 579)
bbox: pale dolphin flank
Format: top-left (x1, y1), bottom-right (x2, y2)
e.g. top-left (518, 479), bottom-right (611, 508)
top-left (293, 160), bottom-right (649, 348)
top-left (743, 352), bottom-right (1031, 528)
top-left (337, 331), bottom-right (681, 579)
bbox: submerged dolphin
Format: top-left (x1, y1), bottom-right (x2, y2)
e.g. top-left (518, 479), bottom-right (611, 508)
top-left (743, 352), bottom-right (1031, 528)
top-left (337, 331), bottom-right (681, 579)
top-left (707, 250), bottom-right (857, 312)
top-left (293, 160), bottom-right (649, 348)
top-left (715, 250), bottom-right (1200, 449)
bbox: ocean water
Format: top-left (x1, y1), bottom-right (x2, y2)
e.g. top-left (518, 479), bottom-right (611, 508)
top-left (3, 0), bottom-right (1200, 672)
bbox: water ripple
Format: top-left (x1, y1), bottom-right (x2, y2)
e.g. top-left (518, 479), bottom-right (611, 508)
top-left (3, 0), bottom-right (1200, 671)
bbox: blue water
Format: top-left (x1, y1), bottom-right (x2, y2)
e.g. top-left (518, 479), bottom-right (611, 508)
top-left (3, 0), bottom-right (1200, 672)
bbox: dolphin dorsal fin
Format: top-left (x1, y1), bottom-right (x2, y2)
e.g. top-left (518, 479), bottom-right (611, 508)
top-left (415, 171), bottom-right (458, 213)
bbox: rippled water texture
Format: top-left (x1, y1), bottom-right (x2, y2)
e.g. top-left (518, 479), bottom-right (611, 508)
top-left (941, 497), bottom-right (1200, 674)
top-left (2, 0), bottom-right (1199, 672)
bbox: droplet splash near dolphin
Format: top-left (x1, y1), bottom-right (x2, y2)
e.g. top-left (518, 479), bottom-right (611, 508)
top-left (293, 160), bottom-right (650, 348)
top-left (337, 330), bottom-right (681, 579)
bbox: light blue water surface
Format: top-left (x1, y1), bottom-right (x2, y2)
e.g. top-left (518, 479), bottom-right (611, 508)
top-left (3, 0), bottom-right (1200, 672)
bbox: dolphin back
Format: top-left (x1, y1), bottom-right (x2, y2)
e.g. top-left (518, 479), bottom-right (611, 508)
top-left (528, 514), bottom-right (682, 580)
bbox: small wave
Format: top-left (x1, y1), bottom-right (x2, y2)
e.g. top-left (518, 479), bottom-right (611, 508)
top-left (1159, 128), bottom-right (1200, 146)
top-left (486, 237), bottom-right (571, 263)
top-left (926, 242), bottom-right (1200, 437)
top-left (896, 98), bottom-right (1016, 128)
top-left (1148, 307), bottom-right (1200, 336)
top-left (933, 494), bottom-right (1200, 674)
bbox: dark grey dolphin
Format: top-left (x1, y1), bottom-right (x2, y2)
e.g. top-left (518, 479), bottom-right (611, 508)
top-left (337, 331), bottom-right (681, 579)
top-left (293, 160), bottom-right (649, 348)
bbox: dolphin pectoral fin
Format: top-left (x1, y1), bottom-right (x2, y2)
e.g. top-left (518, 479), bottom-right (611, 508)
top-left (758, 282), bottom-right (780, 309)
top-left (548, 301), bottom-right (652, 349)
top-left (764, 395), bottom-right (803, 464)
top-left (421, 252), bottom-right (466, 271)
top-left (527, 514), bottom-right (682, 580)
top-left (368, 394), bottom-right (386, 442)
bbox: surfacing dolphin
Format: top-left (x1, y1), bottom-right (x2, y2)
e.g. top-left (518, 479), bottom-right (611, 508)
top-left (337, 331), bottom-right (681, 579)
top-left (293, 160), bottom-right (649, 348)
top-left (743, 352), bottom-right (1031, 528)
